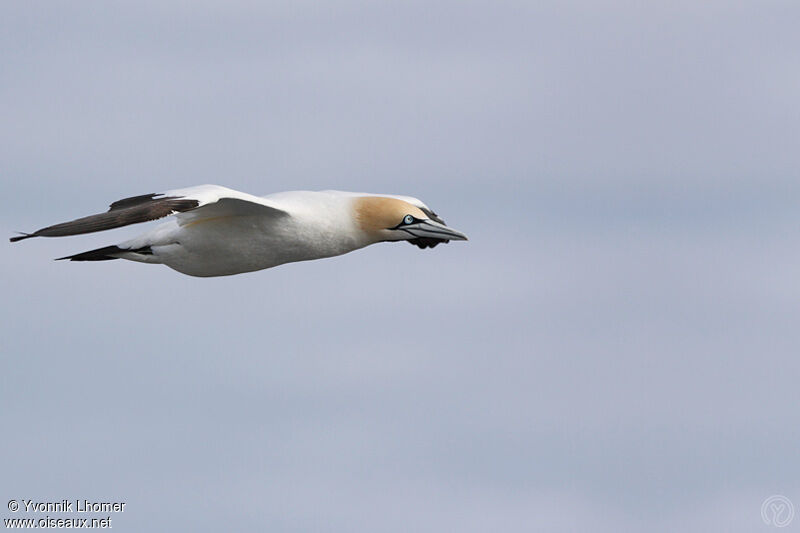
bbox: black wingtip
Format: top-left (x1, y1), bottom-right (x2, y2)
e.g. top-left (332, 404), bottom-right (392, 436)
top-left (10, 232), bottom-right (35, 243)
top-left (408, 237), bottom-right (449, 249)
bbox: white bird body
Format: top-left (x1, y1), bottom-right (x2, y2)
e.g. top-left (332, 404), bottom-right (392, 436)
top-left (11, 185), bottom-right (467, 277)
top-left (129, 189), bottom-right (370, 276)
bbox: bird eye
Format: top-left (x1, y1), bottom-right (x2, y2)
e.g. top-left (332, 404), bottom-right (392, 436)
top-left (403, 215), bottom-right (415, 225)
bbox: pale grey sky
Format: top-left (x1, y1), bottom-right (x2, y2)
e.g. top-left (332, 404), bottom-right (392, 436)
top-left (2, 2), bottom-right (799, 531)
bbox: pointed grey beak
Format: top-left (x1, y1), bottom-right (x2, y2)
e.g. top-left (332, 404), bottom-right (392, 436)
top-left (403, 219), bottom-right (468, 241)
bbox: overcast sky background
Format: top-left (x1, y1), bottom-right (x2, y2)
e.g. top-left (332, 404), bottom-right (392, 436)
top-left (2, 1), bottom-right (799, 531)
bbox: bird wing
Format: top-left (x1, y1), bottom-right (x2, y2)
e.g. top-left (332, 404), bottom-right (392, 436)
top-left (10, 185), bottom-right (288, 242)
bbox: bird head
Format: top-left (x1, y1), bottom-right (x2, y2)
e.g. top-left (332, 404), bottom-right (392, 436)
top-left (354, 196), bottom-right (468, 248)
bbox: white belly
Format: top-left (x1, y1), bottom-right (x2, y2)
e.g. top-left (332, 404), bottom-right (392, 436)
top-left (146, 215), bottom-right (364, 277)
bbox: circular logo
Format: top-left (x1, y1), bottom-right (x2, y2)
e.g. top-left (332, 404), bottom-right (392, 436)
top-left (762, 495), bottom-right (795, 528)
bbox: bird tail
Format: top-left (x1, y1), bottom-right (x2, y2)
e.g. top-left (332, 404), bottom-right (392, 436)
top-left (56, 245), bottom-right (125, 261)
top-left (56, 244), bottom-right (154, 262)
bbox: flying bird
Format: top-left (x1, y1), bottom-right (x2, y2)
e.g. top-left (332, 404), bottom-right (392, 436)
top-left (10, 185), bottom-right (468, 277)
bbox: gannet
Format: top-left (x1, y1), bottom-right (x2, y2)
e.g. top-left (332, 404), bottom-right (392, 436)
top-left (10, 185), bottom-right (468, 277)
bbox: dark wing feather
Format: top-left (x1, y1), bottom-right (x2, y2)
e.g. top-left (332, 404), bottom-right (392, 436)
top-left (108, 193), bottom-right (164, 210)
top-left (408, 237), bottom-right (448, 249)
top-left (419, 207), bottom-right (445, 225)
top-left (10, 195), bottom-right (199, 242)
